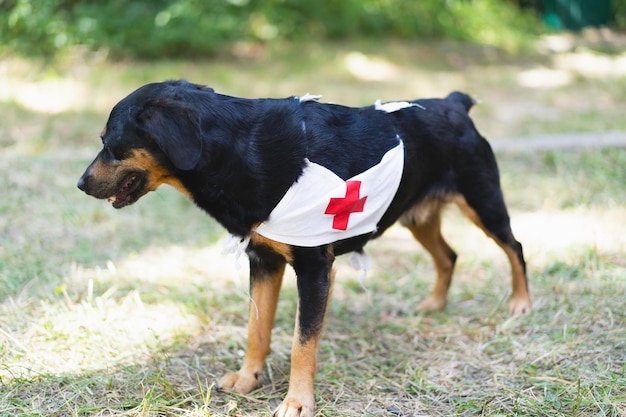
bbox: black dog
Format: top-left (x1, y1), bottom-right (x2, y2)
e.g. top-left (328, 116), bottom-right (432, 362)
top-left (78, 80), bottom-right (530, 417)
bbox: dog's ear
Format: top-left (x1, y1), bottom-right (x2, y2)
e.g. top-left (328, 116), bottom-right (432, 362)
top-left (136, 98), bottom-right (203, 170)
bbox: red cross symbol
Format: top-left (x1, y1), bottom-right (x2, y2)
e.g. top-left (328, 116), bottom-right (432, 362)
top-left (324, 180), bottom-right (368, 231)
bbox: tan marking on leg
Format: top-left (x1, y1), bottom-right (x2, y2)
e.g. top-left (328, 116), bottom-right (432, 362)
top-left (219, 263), bottom-right (285, 394)
top-left (454, 195), bottom-right (531, 316)
top-left (250, 232), bottom-right (293, 263)
top-left (273, 267), bottom-right (334, 417)
top-left (502, 245), bottom-right (531, 316)
top-left (273, 316), bottom-right (319, 417)
top-left (404, 207), bottom-right (455, 312)
top-left (454, 195), bottom-right (483, 226)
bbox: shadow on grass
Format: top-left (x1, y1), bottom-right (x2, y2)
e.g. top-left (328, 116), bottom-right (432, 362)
top-left (6, 213), bottom-right (626, 417)
top-left (2, 262), bottom-right (625, 417)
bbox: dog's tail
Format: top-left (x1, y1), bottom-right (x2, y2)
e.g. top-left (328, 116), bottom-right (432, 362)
top-left (445, 91), bottom-right (476, 113)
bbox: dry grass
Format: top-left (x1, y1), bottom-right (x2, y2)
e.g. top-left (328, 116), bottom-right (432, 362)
top-left (1, 37), bottom-right (626, 416)
top-left (2, 207), bottom-right (624, 416)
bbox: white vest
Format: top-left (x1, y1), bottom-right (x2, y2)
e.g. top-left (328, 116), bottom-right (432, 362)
top-left (255, 140), bottom-right (404, 246)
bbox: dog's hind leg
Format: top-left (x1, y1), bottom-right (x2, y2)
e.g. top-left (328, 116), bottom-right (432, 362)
top-left (453, 193), bottom-right (530, 316)
top-left (441, 129), bottom-right (531, 316)
top-left (400, 200), bottom-right (458, 312)
top-left (452, 145), bottom-right (531, 316)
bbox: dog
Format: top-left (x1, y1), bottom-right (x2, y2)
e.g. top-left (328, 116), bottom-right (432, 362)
top-left (78, 79), bottom-right (531, 417)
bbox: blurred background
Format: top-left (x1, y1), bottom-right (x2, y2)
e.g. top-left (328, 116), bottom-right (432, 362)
top-left (1, 1), bottom-right (625, 416)
top-left (1, 0), bottom-right (624, 58)
top-left (1, 0), bottom-right (625, 136)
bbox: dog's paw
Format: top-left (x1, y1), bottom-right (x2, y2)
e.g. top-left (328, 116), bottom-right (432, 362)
top-left (508, 296), bottom-right (532, 316)
top-left (217, 370), bottom-right (259, 394)
top-left (415, 296), bottom-right (446, 313)
top-left (272, 396), bottom-right (315, 417)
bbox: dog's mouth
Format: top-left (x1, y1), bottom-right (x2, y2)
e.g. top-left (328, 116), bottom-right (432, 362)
top-left (107, 173), bottom-right (145, 209)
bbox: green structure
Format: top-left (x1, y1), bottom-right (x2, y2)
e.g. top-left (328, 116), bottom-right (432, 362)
top-left (543, 0), bottom-right (612, 30)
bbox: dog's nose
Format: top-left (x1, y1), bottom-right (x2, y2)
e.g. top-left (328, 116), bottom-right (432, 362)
top-left (77, 175), bottom-right (88, 192)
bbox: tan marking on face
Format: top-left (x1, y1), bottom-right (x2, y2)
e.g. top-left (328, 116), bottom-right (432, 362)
top-left (100, 125), bottom-right (107, 138)
top-left (126, 149), bottom-right (191, 197)
top-left (88, 157), bottom-right (113, 182)
top-left (86, 149), bottom-right (192, 200)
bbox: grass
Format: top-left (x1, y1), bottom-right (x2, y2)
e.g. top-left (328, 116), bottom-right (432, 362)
top-left (1, 37), bottom-right (626, 416)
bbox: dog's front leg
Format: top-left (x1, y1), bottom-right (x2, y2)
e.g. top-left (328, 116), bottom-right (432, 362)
top-left (274, 246), bottom-right (334, 417)
top-left (219, 248), bottom-right (286, 394)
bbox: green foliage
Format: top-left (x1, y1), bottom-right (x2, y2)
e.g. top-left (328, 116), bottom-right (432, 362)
top-left (1, 0), bottom-right (71, 57)
top-left (0, 0), bottom-right (542, 59)
top-left (615, 0), bottom-right (626, 29)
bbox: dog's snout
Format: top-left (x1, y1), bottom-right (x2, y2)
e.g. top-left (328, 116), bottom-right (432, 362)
top-left (77, 174), bottom-right (88, 192)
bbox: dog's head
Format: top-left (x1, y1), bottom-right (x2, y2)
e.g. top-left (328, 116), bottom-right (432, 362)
top-left (77, 80), bottom-right (213, 208)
